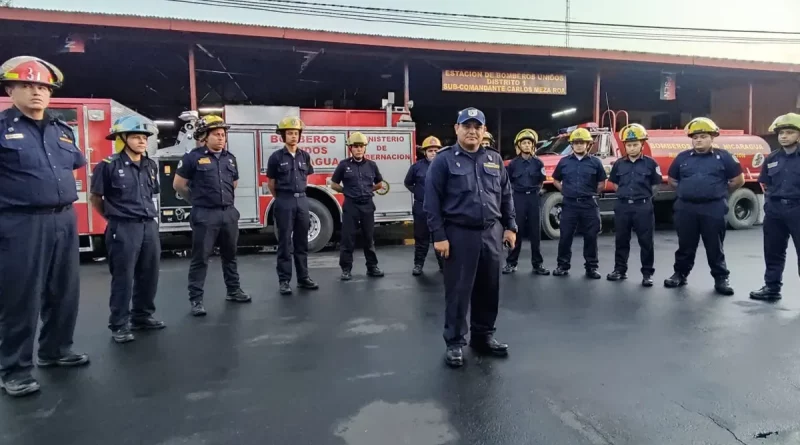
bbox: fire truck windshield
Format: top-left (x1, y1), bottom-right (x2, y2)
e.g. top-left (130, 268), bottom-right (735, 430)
top-left (536, 137), bottom-right (573, 156)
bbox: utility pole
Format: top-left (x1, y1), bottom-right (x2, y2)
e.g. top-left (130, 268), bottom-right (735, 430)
top-left (565, 0), bottom-right (571, 47)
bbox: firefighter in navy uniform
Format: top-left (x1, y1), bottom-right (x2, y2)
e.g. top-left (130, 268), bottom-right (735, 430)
top-left (404, 136), bottom-right (445, 275)
top-left (606, 124), bottom-right (662, 287)
top-left (266, 117), bottom-right (320, 296)
top-left (424, 107), bottom-right (517, 368)
top-left (330, 132), bottom-right (386, 281)
top-left (750, 113), bottom-right (800, 301)
top-left (551, 128), bottom-right (607, 279)
top-left (90, 116), bottom-right (165, 343)
top-left (503, 129), bottom-right (549, 275)
top-left (664, 117), bottom-right (744, 295)
top-left (0, 56), bottom-right (90, 397)
top-left (174, 115), bottom-right (251, 316)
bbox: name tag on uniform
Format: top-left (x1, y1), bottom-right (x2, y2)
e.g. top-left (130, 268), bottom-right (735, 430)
top-left (4, 133), bottom-right (23, 140)
top-left (59, 137), bottom-right (74, 144)
top-left (198, 158), bottom-right (212, 165)
top-left (484, 162), bottom-right (500, 169)
top-left (767, 161), bottom-right (778, 169)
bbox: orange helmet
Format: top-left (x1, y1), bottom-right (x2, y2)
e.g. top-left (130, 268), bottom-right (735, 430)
top-left (0, 56), bottom-right (64, 89)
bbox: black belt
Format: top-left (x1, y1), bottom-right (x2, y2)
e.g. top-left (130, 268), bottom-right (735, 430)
top-left (564, 196), bottom-right (596, 202)
top-left (513, 189), bottom-right (540, 195)
top-left (0, 204), bottom-right (72, 214)
top-left (277, 192), bottom-right (306, 198)
top-left (617, 197), bottom-right (651, 204)
top-left (446, 220), bottom-right (496, 230)
top-left (109, 216), bottom-right (155, 223)
top-left (680, 198), bottom-right (720, 203)
top-left (347, 197), bottom-right (373, 205)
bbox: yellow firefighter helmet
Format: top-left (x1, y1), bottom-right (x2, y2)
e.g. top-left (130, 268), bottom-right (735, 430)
top-left (684, 117), bottom-right (720, 137)
top-left (514, 129), bottom-right (539, 146)
top-left (483, 132), bottom-right (495, 144)
top-left (619, 123), bottom-right (649, 142)
top-left (277, 116), bottom-right (304, 131)
top-left (569, 128), bottom-right (593, 143)
top-left (347, 132), bottom-right (368, 146)
top-left (195, 115), bottom-right (230, 140)
top-left (768, 113), bottom-right (800, 134)
top-left (422, 136), bottom-right (442, 150)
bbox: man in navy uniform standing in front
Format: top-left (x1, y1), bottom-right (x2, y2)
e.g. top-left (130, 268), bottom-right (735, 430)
top-left (503, 128), bottom-right (549, 276)
top-left (606, 124), bottom-right (662, 287)
top-left (404, 135), bottom-right (445, 275)
top-left (174, 115), bottom-right (252, 316)
top-left (664, 117), bottom-right (743, 295)
top-left (0, 56), bottom-right (90, 397)
top-left (750, 113), bottom-right (800, 301)
top-left (425, 107), bottom-right (517, 368)
top-left (90, 115), bottom-right (165, 344)
top-left (551, 127), bottom-right (608, 279)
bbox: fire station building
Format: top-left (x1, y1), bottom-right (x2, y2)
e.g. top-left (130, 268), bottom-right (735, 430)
top-left (1, 7), bottom-right (798, 157)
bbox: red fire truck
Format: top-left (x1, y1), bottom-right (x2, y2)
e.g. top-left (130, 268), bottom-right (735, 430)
top-left (155, 104), bottom-right (417, 252)
top-left (0, 98), bottom-right (158, 253)
top-left (531, 110), bottom-right (771, 239)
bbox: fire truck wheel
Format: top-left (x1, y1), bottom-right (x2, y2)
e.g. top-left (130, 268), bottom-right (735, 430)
top-left (540, 191), bottom-right (563, 240)
top-left (307, 198), bottom-right (334, 253)
top-left (726, 188), bottom-right (759, 230)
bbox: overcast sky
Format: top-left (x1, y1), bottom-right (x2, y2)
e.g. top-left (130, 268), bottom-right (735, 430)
top-left (11, 0), bottom-right (800, 64)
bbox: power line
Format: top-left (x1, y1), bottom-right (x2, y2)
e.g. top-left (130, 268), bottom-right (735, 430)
top-left (167, 0), bottom-right (800, 45)
top-left (183, 0), bottom-right (800, 37)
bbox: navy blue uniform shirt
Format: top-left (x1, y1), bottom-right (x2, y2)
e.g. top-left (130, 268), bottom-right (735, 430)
top-left (608, 155), bottom-right (662, 200)
top-left (266, 147), bottom-right (314, 195)
top-left (506, 155), bottom-right (546, 193)
top-left (0, 107), bottom-right (86, 210)
top-left (552, 154), bottom-right (608, 199)
top-left (331, 157), bottom-right (383, 200)
top-left (176, 147), bottom-right (239, 208)
top-left (668, 149), bottom-right (741, 201)
top-left (404, 158), bottom-right (431, 203)
top-left (90, 151), bottom-right (159, 219)
top-left (758, 148), bottom-right (800, 200)
top-left (424, 144), bottom-right (516, 242)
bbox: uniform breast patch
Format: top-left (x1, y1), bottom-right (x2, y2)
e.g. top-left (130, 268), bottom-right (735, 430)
top-left (59, 137), bottom-right (74, 144)
top-left (767, 161), bottom-right (778, 169)
top-left (198, 158), bottom-right (212, 165)
top-left (4, 133), bottom-right (23, 140)
top-left (484, 162), bottom-right (499, 169)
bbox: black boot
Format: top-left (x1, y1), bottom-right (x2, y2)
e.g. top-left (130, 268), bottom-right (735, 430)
top-left (445, 346), bottom-right (463, 367)
top-left (469, 336), bottom-right (509, 357)
top-left (749, 285), bottom-right (782, 301)
top-left (412, 264), bottom-right (423, 276)
top-left (664, 273), bottom-right (687, 288)
top-left (714, 278), bottom-right (734, 296)
top-left (502, 264), bottom-right (517, 274)
top-left (606, 270), bottom-right (627, 281)
top-left (226, 289), bottom-right (252, 303)
top-left (1, 374), bottom-right (40, 397)
top-left (585, 269), bottom-right (601, 279)
top-left (553, 267), bottom-right (569, 277)
top-left (297, 277), bottom-right (319, 290)
top-left (112, 325), bottom-right (135, 343)
top-left (532, 265), bottom-right (551, 276)
top-left (191, 301), bottom-right (207, 316)
top-left (340, 269), bottom-right (352, 281)
top-left (279, 281), bottom-right (292, 295)
top-left (131, 317), bottom-right (166, 331)
top-left (367, 267), bottom-right (385, 278)
top-left (641, 274), bottom-right (654, 287)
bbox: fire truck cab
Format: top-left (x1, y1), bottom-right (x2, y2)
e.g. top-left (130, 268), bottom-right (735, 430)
top-left (155, 103), bottom-right (417, 253)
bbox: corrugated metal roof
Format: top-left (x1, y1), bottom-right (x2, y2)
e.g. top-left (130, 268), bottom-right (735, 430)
top-left (3, 6), bottom-right (798, 72)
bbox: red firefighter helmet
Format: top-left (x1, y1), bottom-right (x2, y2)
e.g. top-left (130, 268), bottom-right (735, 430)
top-left (0, 56), bottom-right (64, 89)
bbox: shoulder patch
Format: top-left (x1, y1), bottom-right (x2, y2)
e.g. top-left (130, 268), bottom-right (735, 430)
top-left (103, 154), bottom-right (119, 164)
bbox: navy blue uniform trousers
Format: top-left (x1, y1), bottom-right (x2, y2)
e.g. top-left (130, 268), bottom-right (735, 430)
top-left (273, 195), bottom-right (310, 282)
top-left (413, 201), bottom-right (443, 268)
top-left (188, 206), bottom-right (241, 301)
top-left (557, 198), bottom-right (601, 270)
top-left (672, 200), bottom-right (729, 278)
top-left (506, 191), bottom-right (543, 266)
top-left (443, 223), bottom-right (502, 346)
top-left (339, 199), bottom-right (378, 270)
top-left (0, 207), bottom-right (80, 379)
top-left (762, 199), bottom-right (800, 289)
top-left (613, 199), bottom-right (655, 275)
top-left (106, 218), bottom-right (160, 329)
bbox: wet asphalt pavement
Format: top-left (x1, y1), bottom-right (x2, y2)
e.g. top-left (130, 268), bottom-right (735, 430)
top-left (2, 228), bottom-right (800, 445)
